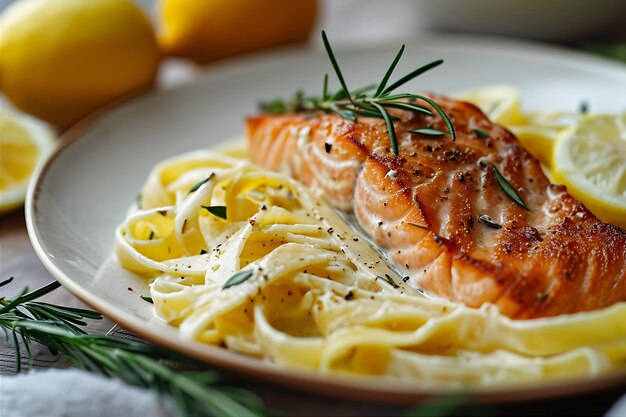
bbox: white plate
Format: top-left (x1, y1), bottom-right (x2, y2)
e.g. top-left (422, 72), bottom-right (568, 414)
top-left (26, 34), bottom-right (626, 403)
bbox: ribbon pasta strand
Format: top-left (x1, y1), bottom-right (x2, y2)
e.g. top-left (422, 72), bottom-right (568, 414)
top-left (115, 150), bottom-right (626, 386)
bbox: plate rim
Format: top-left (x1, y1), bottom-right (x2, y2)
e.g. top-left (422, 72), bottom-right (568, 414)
top-left (25, 34), bottom-right (626, 405)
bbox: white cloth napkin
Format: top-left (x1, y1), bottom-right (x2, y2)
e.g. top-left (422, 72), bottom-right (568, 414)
top-left (608, 395), bottom-right (626, 417)
top-left (0, 369), bottom-right (179, 417)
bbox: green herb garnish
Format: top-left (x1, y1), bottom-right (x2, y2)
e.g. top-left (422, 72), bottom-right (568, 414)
top-left (222, 270), bottom-right (253, 289)
top-left (376, 275), bottom-right (399, 289)
top-left (260, 31), bottom-right (456, 156)
top-left (409, 127), bottom-right (445, 136)
top-left (478, 214), bottom-right (502, 230)
top-left (473, 128), bottom-right (490, 138)
top-left (140, 295), bottom-right (153, 304)
top-left (579, 100), bottom-right (589, 114)
top-left (0, 278), bottom-right (268, 417)
top-left (189, 173), bottom-right (215, 193)
top-left (491, 164), bottom-right (530, 211)
top-left (202, 205), bottom-right (227, 220)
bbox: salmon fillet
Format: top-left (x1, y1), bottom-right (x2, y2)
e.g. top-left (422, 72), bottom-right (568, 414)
top-left (246, 96), bottom-right (626, 319)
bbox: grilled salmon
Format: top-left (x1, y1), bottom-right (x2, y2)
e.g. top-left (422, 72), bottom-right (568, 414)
top-left (246, 96), bottom-right (626, 319)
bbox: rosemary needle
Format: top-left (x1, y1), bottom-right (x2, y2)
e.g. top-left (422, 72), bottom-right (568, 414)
top-left (0, 279), bottom-right (268, 417)
top-left (261, 32), bottom-right (456, 156)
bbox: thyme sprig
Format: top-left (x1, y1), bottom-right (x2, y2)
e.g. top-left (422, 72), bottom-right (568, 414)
top-left (261, 31), bottom-right (456, 155)
top-left (0, 278), bottom-right (267, 417)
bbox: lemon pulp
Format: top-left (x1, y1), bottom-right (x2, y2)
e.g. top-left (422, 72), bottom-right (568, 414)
top-left (552, 114), bottom-right (626, 228)
top-left (0, 110), bottom-right (56, 213)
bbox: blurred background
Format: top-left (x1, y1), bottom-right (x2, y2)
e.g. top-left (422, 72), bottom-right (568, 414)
top-left (1, 0), bottom-right (625, 213)
top-left (2, 0), bottom-right (625, 123)
top-left (2, 0), bottom-right (625, 122)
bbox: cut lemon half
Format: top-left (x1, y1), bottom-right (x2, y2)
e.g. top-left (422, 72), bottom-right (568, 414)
top-left (453, 85), bottom-right (526, 126)
top-left (552, 114), bottom-right (626, 228)
top-left (0, 109), bottom-right (56, 214)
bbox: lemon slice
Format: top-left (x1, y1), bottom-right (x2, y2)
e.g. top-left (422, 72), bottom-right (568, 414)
top-left (0, 109), bottom-right (56, 214)
top-left (552, 114), bottom-right (626, 228)
top-left (509, 125), bottom-right (559, 165)
top-left (510, 111), bottom-right (583, 165)
top-left (453, 85), bottom-right (526, 126)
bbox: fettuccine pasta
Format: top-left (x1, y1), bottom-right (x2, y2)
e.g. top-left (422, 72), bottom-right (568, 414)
top-left (115, 149), bottom-right (626, 386)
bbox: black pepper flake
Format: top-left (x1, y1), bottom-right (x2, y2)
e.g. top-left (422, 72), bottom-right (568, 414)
top-left (377, 221), bottom-right (383, 227)
top-left (478, 214), bottom-right (502, 230)
top-left (325, 142), bottom-right (332, 153)
top-left (158, 210), bottom-right (167, 216)
top-left (249, 219), bottom-right (256, 226)
top-left (426, 145), bottom-right (433, 152)
top-left (261, 205), bottom-right (267, 210)
top-left (200, 249), bottom-right (207, 255)
top-left (182, 219), bottom-right (188, 233)
top-left (127, 287), bottom-right (133, 291)
top-left (344, 291), bottom-right (354, 301)
top-left (327, 227), bottom-right (334, 234)
top-left (353, 237), bottom-right (359, 242)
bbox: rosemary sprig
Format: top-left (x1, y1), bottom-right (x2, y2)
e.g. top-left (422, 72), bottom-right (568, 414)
top-left (376, 275), bottom-right (399, 289)
top-left (491, 164), bottom-right (530, 211)
top-left (0, 278), bottom-right (267, 417)
top-left (189, 174), bottom-right (215, 193)
top-left (473, 128), bottom-right (490, 138)
top-left (223, 270), bottom-right (253, 289)
top-left (260, 31), bottom-right (456, 156)
top-left (409, 127), bottom-right (445, 137)
top-left (202, 205), bottom-right (228, 220)
top-left (478, 214), bottom-right (502, 230)
top-left (140, 295), bottom-right (154, 304)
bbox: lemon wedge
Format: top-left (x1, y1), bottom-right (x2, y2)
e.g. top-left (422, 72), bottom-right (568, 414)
top-left (0, 109), bottom-right (56, 214)
top-left (453, 85), bottom-right (526, 126)
top-left (552, 114), bottom-right (626, 228)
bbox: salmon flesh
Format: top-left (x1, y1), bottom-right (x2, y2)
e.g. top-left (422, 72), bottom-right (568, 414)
top-left (246, 96), bottom-right (626, 319)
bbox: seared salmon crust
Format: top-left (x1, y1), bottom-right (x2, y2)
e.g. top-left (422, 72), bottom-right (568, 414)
top-left (246, 96), bottom-right (626, 319)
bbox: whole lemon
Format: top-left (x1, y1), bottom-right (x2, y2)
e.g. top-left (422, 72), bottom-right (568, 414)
top-left (0, 0), bottom-right (161, 128)
top-left (158, 0), bottom-right (317, 64)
